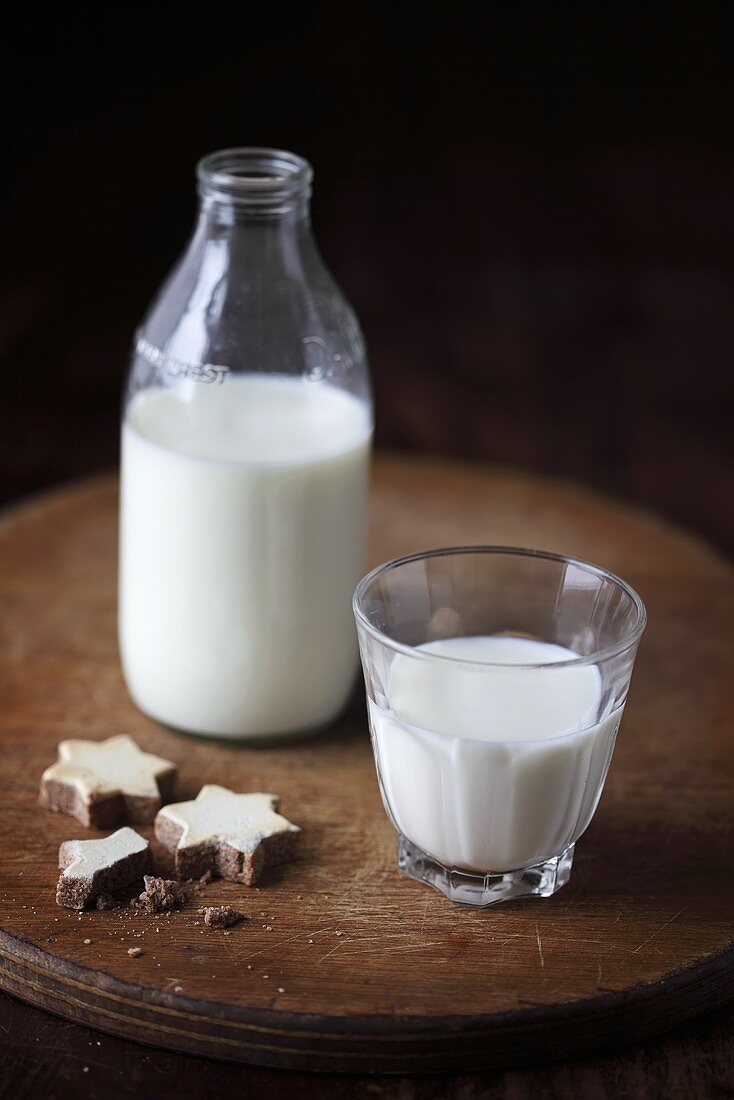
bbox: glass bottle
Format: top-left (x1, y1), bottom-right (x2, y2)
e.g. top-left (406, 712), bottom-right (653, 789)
top-left (119, 148), bottom-right (373, 742)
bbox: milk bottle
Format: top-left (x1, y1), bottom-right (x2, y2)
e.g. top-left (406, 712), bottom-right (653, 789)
top-left (119, 149), bottom-right (372, 740)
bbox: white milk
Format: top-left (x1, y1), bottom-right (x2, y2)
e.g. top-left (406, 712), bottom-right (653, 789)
top-left (119, 375), bottom-right (372, 739)
top-left (369, 636), bottom-right (622, 872)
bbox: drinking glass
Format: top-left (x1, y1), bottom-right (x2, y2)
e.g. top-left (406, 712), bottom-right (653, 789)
top-left (353, 547), bottom-right (646, 907)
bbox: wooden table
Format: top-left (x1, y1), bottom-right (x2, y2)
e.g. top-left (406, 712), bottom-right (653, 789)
top-left (0, 455), bottom-right (732, 1092)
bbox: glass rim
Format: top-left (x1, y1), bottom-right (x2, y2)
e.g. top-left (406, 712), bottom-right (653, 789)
top-left (352, 545), bottom-right (647, 670)
top-left (196, 147), bottom-right (313, 196)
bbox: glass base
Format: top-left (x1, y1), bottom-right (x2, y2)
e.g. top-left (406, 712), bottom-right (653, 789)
top-left (397, 835), bottom-right (575, 908)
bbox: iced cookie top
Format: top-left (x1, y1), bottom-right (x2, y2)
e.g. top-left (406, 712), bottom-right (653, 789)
top-left (42, 734), bottom-right (176, 800)
top-left (59, 827), bottom-right (149, 879)
top-left (157, 785), bottom-right (300, 855)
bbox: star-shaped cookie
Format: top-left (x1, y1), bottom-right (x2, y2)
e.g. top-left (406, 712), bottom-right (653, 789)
top-left (40, 734), bottom-right (177, 828)
top-left (154, 785), bottom-right (301, 885)
top-left (56, 826), bottom-right (152, 910)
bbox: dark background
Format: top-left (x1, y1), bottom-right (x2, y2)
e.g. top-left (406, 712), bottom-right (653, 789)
top-left (2, 3), bottom-right (733, 551)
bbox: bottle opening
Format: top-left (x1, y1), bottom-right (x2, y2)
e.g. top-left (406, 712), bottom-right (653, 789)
top-left (197, 148), bottom-right (313, 210)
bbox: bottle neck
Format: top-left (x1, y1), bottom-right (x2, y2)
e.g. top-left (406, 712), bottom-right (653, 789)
top-left (196, 147), bottom-right (313, 226)
top-left (198, 193), bottom-right (311, 229)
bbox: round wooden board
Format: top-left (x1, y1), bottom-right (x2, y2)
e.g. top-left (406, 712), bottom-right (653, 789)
top-left (0, 455), bottom-right (732, 1074)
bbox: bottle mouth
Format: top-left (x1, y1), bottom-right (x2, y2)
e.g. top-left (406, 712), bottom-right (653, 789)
top-left (196, 147), bottom-right (313, 209)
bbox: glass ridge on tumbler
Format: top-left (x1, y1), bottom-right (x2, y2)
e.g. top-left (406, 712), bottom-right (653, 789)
top-left (353, 547), bottom-right (646, 907)
top-left (119, 148), bottom-right (373, 742)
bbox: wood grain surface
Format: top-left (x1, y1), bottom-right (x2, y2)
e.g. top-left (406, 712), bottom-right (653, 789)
top-left (0, 455), bottom-right (732, 1073)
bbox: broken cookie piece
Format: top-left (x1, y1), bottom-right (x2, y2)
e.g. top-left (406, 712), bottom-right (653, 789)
top-left (132, 875), bottom-right (187, 914)
top-left (56, 827), bottom-right (152, 910)
top-left (154, 785), bottom-right (300, 885)
top-left (201, 905), bottom-right (247, 929)
top-left (41, 734), bottom-right (177, 828)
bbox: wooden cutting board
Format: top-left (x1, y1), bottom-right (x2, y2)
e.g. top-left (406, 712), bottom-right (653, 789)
top-left (0, 455), bottom-right (731, 1073)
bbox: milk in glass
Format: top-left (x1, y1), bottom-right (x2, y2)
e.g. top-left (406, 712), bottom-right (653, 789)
top-left (370, 636), bottom-right (622, 872)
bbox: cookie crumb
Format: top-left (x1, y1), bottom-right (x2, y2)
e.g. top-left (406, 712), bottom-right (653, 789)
top-left (132, 875), bottom-right (187, 914)
top-left (200, 905), bottom-right (247, 930)
top-left (83, 938), bottom-right (91, 945)
top-left (127, 947), bottom-right (143, 958)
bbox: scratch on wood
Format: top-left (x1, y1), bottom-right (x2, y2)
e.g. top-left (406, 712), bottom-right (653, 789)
top-left (337, 941), bottom-right (446, 958)
top-left (630, 901), bottom-right (695, 957)
top-left (535, 924), bottom-right (545, 970)
top-left (419, 895), bottom-right (430, 931)
top-left (239, 927), bottom-right (333, 963)
top-left (317, 936), bottom-right (351, 964)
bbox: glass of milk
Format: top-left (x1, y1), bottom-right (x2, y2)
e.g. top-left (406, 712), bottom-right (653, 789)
top-left (354, 547), bottom-right (646, 907)
top-left (119, 149), bottom-right (373, 741)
